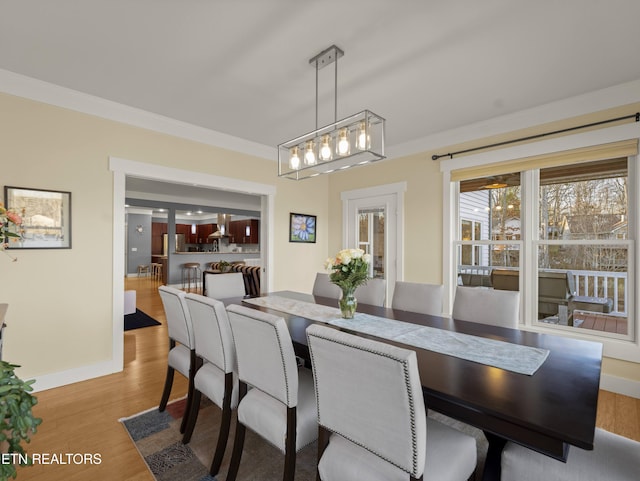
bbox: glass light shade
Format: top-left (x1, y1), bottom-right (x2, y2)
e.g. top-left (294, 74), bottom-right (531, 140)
top-left (357, 121), bottom-right (370, 150)
top-left (245, 225), bottom-right (251, 236)
top-left (319, 135), bottom-right (332, 161)
top-left (304, 140), bottom-right (317, 165)
top-left (336, 128), bottom-right (350, 156)
top-left (289, 146), bottom-right (301, 170)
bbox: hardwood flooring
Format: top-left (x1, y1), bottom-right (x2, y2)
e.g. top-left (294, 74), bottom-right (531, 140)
top-left (16, 278), bottom-right (640, 480)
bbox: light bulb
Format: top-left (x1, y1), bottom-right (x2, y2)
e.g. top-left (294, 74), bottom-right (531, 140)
top-left (319, 135), bottom-right (332, 161)
top-left (289, 146), bottom-right (300, 170)
top-left (337, 128), bottom-right (350, 156)
top-left (357, 121), bottom-right (370, 150)
top-left (304, 140), bottom-right (316, 165)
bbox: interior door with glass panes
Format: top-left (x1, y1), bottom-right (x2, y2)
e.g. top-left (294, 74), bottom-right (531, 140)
top-left (345, 194), bottom-right (397, 305)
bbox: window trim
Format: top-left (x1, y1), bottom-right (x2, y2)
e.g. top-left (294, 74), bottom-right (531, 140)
top-left (441, 122), bottom-right (640, 363)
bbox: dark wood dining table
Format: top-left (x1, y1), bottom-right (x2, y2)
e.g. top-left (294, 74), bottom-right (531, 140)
top-left (223, 290), bottom-right (603, 481)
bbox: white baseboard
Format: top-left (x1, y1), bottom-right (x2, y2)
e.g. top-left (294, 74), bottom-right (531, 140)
top-left (30, 360), bottom-right (122, 393)
top-left (600, 373), bottom-right (640, 399)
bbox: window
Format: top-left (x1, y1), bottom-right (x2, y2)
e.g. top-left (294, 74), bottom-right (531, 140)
top-left (358, 208), bottom-right (385, 279)
top-left (537, 159), bottom-right (629, 335)
top-left (457, 174), bottom-right (521, 288)
top-left (460, 219), bottom-right (483, 266)
top-left (453, 158), bottom-right (632, 341)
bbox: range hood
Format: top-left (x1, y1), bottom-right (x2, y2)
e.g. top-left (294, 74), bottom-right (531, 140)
top-left (208, 213), bottom-right (231, 238)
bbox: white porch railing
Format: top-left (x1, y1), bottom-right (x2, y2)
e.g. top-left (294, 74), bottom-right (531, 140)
top-left (457, 266), bottom-right (628, 314)
top-left (569, 269), bottom-right (627, 315)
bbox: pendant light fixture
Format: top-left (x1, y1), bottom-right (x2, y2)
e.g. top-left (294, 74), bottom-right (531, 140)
top-left (278, 45), bottom-right (386, 180)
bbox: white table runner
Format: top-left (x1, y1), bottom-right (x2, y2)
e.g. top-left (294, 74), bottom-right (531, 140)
top-left (242, 295), bottom-right (549, 375)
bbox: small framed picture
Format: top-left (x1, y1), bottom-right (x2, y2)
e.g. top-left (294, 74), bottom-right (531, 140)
top-left (289, 213), bottom-right (316, 243)
top-left (3, 186), bottom-right (72, 249)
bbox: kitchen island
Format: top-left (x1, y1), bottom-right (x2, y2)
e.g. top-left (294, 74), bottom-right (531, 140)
top-left (166, 251), bottom-right (260, 286)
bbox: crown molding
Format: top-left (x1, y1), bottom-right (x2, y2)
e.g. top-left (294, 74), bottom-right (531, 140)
top-left (0, 68), bottom-right (276, 160)
top-left (2, 68), bottom-right (638, 163)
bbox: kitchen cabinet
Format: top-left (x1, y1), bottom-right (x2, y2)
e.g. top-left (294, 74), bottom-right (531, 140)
top-left (229, 219), bottom-right (259, 244)
top-left (196, 223), bottom-right (215, 244)
top-left (175, 223), bottom-right (218, 244)
top-left (151, 222), bottom-right (167, 255)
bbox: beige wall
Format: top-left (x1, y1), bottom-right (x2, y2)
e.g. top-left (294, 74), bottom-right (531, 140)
top-left (327, 153), bottom-right (444, 284)
top-left (0, 92), bottom-right (329, 380)
top-left (2, 90), bottom-right (639, 392)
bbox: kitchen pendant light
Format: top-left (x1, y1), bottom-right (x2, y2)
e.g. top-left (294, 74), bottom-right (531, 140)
top-left (277, 45), bottom-right (385, 180)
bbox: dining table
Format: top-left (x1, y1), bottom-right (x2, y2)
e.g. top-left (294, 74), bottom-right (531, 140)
top-left (222, 290), bottom-right (603, 481)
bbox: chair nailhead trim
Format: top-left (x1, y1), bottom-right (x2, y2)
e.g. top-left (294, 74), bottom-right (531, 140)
top-left (308, 330), bottom-right (420, 476)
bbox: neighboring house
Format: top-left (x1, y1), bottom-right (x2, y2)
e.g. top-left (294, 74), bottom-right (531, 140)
top-left (563, 214), bottom-right (627, 240)
top-left (459, 190), bottom-right (490, 267)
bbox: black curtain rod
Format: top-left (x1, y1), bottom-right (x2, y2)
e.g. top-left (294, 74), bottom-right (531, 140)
top-left (431, 112), bottom-right (640, 161)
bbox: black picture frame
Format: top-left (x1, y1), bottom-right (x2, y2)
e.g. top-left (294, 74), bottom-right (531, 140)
top-left (289, 213), bottom-right (316, 243)
top-left (3, 186), bottom-right (72, 249)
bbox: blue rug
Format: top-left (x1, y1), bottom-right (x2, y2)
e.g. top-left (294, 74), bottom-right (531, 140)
top-left (124, 309), bottom-right (161, 331)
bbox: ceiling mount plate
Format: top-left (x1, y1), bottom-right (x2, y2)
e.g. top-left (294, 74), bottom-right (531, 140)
top-left (309, 45), bottom-right (344, 69)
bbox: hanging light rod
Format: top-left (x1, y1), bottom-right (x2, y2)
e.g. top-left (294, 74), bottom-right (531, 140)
top-left (278, 45), bottom-right (386, 180)
top-left (432, 112), bottom-right (639, 161)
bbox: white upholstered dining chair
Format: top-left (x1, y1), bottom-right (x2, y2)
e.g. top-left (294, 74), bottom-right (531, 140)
top-left (226, 304), bottom-right (318, 481)
top-left (354, 277), bottom-right (386, 307)
top-left (182, 293), bottom-right (238, 477)
top-left (204, 271), bottom-right (246, 299)
top-left (501, 428), bottom-right (640, 481)
top-left (312, 272), bottom-right (341, 299)
top-left (157, 285), bottom-right (196, 433)
top-left (392, 281), bottom-right (444, 316)
top-left (306, 323), bottom-right (477, 481)
top-left (452, 286), bottom-right (520, 328)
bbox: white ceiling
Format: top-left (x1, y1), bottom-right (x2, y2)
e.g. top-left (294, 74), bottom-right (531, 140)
top-left (2, 0), bottom-right (639, 156)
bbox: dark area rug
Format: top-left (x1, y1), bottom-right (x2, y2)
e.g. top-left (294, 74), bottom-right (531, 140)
top-left (120, 397), bottom-right (487, 481)
top-left (124, 309), bottom-right (161, 331)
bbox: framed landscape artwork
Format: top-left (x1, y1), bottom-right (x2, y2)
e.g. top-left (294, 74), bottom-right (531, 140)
top-left (289, 213), bottom-right (316, 243)
top-left (4, 186), bottom-right (72, 249)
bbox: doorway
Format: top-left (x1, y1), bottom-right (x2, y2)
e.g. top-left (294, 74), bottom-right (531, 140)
top-left (342, 182), bottom-right (406, 305)
top-left (110, 156), bottom-right (276, 371)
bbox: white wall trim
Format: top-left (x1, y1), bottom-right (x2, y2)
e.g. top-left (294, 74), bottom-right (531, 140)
top-left (110, 157), bottom-right (276, 197)
top-left (31, 360), bottom-right (120, 393)
top-left (390, 78), bottom-right (640, 160)
top-left (341, 182), bottom-right (407, 303)
top-left (600, 373), bottom-right (640, 399)
top-left (0, 68), bottom-right (275, 160)
top-left (339, 181), bottom-right (408, 201)
top-left (439, 121), bottom-right (640, 174)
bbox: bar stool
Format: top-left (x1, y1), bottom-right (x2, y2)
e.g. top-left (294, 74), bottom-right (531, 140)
top-left (137, 264), bottom-right (150, 277)
top-left (151, 263), bottom-right (163, 282)
top-left (182, 263), bottom-right (201, 293)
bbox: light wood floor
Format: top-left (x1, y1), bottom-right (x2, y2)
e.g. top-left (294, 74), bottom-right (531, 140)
top-left (17, 278), bottom-right (640, 480)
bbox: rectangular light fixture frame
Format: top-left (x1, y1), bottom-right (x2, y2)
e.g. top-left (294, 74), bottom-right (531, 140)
top-left (278, 110), bottom-right (385, 180)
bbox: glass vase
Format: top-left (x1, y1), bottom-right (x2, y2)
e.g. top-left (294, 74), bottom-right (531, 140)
top-left (339, 287), bottom-right (357, 319)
